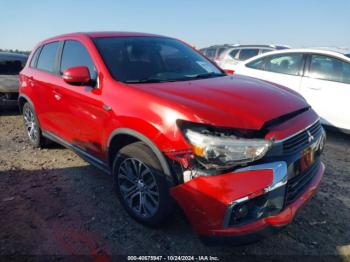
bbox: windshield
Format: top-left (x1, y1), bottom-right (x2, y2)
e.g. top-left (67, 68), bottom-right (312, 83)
top-left (346, 54), bottom-right (350, 59)
top-left (93, 37), bottom-right (224, 83)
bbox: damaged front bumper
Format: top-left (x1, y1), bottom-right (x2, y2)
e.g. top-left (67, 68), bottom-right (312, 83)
top-left (170, 159), bottom-right (325, 243)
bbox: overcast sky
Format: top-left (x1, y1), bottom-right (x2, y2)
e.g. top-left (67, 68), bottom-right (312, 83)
top-left (1, 0), bottom-right (349, 51)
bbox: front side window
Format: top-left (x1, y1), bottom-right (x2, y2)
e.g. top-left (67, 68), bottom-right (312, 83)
top-left (93, 37), bottom-right (224, 83)
top-left (265, 53), bottom-right (303, 76)
top-left (229, 49), bottom-right (239, 59)
top-left (246, 57), bottom-right (265, 70)
top-left (36, 42), bottom-right (59, 73)
top-left (238, 49), bottom-right (259, 61)
top-left (260, 49), bottom-right (273, 54)
top-left (205, 49), bottom-right (216, 59)
top-left (60, 40), bottom-right (96, 79)
top-left (308, 55), bottom-right (350, 84)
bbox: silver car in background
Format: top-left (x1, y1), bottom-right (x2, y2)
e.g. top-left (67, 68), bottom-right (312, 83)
top-left (215, 44), bottom-right (290, 73)
top-left (0, 52), bottom-right (28, 107)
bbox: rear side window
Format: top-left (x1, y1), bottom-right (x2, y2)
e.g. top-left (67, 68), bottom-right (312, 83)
top-left (238, 49), bottom-right (259, 61)
top-left (308, 55), bottom-right (350, 84)
top-left (265, 53), bottom-right (303, 76)
top-left (60, 40), bottom-right (96, 79)
top-left (36, 42), bottom-right (59, 73)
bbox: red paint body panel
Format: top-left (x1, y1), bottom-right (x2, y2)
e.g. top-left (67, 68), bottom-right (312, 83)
top-left (170, 170), bottom-right (273, 234)
top-left (19, 32), bottom-right (325, 240)
top-left (172, 163), bottom-right (324, 236)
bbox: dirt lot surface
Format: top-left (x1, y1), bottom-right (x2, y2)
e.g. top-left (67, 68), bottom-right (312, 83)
top-left (1, 107), bottom-right (350, 260)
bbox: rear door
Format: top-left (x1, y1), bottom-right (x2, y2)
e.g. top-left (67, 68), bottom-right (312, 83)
top-left (237, 53), bottom-right (305, 92)
top-left (300, 54), bottom-right (350, 130)
top-left (31, 41), bottom-right (62, 133)
top-left (56, 40), bottom-right (107, 159)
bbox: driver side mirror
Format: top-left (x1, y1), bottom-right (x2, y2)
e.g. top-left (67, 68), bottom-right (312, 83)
top-left (62, 66), bottom-right (91, 85)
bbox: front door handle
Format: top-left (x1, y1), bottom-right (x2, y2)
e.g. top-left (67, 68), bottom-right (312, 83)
top-left (53, 90), bottom-right (62, 101)
top-left (306, 85), bottom-right (322, 90)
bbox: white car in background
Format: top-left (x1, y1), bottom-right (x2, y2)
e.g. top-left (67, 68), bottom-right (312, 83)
top-left (234, 48), bottom-right (350, 133)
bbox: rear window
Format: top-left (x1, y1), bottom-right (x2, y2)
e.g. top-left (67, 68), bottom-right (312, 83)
top-left (238, 49), bottom-right (259, 61)
top-left (0, 54), bottom-right (27, 75)
top-left (36, 42), bottom-right (59, 73)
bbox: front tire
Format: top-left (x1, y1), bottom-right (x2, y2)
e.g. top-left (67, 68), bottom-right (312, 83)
top-left (112, 142), bottom-right (174, 227)
top-left (22, 102), bottom-right (46, 148)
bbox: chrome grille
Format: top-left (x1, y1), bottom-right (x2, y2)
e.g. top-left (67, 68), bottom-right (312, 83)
top-left (282, 121), bottom-right (323, 154)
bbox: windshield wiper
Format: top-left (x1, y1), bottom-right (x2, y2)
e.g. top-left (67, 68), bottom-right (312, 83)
top-left (188, 72), bottom-right (226, 79)
top-left (124, 78), bottom-right (168, 83)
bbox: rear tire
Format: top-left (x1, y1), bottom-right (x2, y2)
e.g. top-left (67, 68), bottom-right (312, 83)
top-left (22, 102), bottom-right (47, 148)
top-left (112, 142), bottom-right (174, 227)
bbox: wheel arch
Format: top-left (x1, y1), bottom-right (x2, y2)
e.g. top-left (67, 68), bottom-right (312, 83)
top-left (107, 128), bottom-right (172, 179)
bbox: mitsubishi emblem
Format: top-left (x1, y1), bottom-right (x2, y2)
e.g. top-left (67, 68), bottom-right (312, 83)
top-left (307, 130), bottom-right (314, 143)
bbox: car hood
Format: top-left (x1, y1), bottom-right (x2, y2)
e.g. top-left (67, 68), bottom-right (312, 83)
top-left (127, 75), bottom-right (308, 130)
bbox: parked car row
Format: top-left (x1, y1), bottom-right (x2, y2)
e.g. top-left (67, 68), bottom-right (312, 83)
top-left (199, 44), bottom-right (289, 73)
top-left (17, 32), bottom-right (326, 244)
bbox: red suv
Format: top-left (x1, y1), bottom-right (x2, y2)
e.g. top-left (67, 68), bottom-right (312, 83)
top-left (19, 32), bottom-right (326, 244)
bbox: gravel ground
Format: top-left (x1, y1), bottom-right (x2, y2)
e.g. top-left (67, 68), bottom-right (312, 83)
top-left (0, 106), bottom-right (350, 260)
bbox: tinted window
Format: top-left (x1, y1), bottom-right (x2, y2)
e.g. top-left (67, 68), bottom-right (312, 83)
top-left (36, 42), bottom-right (59, 73)
top-left (229, 49), bottom-right (239, 59)
top-left (0, 54), bottom-right (27, 75)
top-left (93, 37), bottom-right (223, 83)
top-left (217, 48), bottom-right (226, 58)
top-left (265, 53), bottom-right (303, 76)
top-left (206, 49), bottom-right (216, 59)
top-left (346, 54), bottom-right (350, 58)
top-left (238, 49), bottom-right (259, 61)
top-left (260, 49), bottom-right (273, 54)
top-left (30, 48), bottom-right (41, 68)
top-left (60, 40), bottom-right (96, 79)
top-left (246, 58), bottom-right (265, 70)
top-left (309, 55), bottom-right (350, 84)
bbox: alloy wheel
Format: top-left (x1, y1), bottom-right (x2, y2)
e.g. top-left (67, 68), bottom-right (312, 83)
top-left (117, 158), bottom-right (160, 218)
top-left (23, 106), bottom-right (39, 143)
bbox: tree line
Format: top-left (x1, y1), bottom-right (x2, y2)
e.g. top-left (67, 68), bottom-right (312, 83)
top-left (0, 48), bottom-right (31, 55)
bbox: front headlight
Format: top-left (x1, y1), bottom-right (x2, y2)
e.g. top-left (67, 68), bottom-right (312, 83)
top-left (184, 128), bottom-right (272, 169)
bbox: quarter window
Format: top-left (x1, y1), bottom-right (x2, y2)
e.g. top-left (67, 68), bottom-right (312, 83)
top-left (30, 48), bottom-right (41, 68)
top-left (36, 42), bottom-right (59, 73)
top-left (265, 53), bottom-right (303, 76)
top-left (308, 55), bottom-right (350, 84)
top-left (60, 40), bottom-right (96, 79)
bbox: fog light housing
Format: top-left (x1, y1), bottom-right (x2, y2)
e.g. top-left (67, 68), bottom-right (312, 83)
top-left (227, 186), bottom-right (286, 227)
